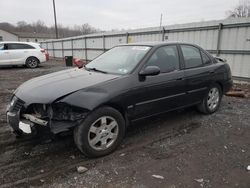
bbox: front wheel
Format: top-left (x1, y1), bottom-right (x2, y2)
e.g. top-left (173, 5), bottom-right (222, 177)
top-left (74, 107), bottom-right (126, 158)
top-left (197, 84), bottom-right (222, 114)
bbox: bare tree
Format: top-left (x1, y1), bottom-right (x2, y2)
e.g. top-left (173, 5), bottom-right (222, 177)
top-left (0, 20), bottom-right (100, 38)
top-left (227, 0), bottom-right (250, 18)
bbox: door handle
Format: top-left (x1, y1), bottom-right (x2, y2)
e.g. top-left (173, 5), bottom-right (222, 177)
top-left (4, 52), bottom-right (9, 54)
top-left (209, 71), bottom-right (215, 74)
top-left (176, 77), bottom-right (184, 81)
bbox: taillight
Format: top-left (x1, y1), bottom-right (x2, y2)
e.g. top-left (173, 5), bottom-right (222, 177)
top-left (45, 53), bottom-right (49, 61)
top-left (40, 49), bottom-right (46, 53)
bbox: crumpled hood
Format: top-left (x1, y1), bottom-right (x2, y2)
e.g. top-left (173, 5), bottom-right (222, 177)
top-left (14, 68), bottom-right (120, 105)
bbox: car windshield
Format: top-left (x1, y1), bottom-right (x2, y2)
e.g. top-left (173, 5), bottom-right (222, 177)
top-left (85, 45), bottom-right (151, 75)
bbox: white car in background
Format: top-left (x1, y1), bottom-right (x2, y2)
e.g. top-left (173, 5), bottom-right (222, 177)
top-left (0, 42), bottom-right (49, 68)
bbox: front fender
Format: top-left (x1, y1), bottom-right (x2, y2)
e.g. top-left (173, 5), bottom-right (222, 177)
top-left (59, 87), bottom-right (109, 111)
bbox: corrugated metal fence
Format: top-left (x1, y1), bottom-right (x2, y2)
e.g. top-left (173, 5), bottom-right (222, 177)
top-left (41, 18), bottom-right (250, 80)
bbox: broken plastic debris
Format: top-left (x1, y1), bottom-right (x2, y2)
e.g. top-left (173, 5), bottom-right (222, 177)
top-left (152, 174), bottom-right (164, 179)
top-left (247, 165), bottom-right (250, 171)
top-left (77, 166), bottom-right (88, 173)
top-left (194, 178), bottom-right (204, 183)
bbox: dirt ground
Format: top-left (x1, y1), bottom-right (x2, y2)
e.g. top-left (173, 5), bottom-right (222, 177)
top-left (0, 60), bottom-right (250, 188)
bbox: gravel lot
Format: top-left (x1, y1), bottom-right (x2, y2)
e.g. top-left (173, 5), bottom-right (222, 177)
top-left (0, 60), bottom-right (250, 188)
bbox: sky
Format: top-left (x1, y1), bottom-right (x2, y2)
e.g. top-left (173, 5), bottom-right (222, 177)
top-left (0, 0), bottom-right (241, 30)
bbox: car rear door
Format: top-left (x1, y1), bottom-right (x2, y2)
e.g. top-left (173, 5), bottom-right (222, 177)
top-left (131, 45), bottom-right (186, 120)
top-left (180, 44), bottom-right (215, 105)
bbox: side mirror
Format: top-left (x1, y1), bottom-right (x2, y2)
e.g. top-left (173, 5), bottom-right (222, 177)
top-left (139, 66), bottom-right (160, 77)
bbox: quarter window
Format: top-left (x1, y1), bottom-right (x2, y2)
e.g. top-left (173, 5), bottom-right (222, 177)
top-left (146, 45), bottom-right (179, 73)
top-left (201, 51), bottom-right (211, 64)
top-left (181, 45), bottom-right (203, 69)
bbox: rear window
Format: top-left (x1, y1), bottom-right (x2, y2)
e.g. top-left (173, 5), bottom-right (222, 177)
top-left (7, 43), bottom-right (35, 50)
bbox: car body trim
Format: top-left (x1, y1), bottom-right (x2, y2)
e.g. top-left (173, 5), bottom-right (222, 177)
top-left (186, 87), bottom-right (208, 94)
top-left (135, 92), bottom-right (186, 106)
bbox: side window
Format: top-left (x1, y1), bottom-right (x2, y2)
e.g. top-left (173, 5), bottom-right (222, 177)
top-left (0, 44), bottom-right (4, 50)
top-left (201, 51), bottom-right (211, 65)
top-left (181, 45), bottom-right (203, 69)
top-left (7, 43), bottom-right (35, 50)
top-left (3, 44), bottom-right (8, 50)
top-left (146, 45), bottom-right (179, 73)
top-left (23, 44), bottom-right (35, 49)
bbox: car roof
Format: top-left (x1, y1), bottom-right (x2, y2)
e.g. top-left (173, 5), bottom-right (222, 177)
top-left (0, 41), bottom-right (40, 46)
top-left (118, 41), bottom-right (201, 48)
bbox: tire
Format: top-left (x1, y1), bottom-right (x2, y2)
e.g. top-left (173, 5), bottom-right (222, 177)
top-left (74, 106), bottom-right (126, 158)
top-left (25, 57), bottom-right (39, 68)
top-left (197, 83), bottom-right (222, 114)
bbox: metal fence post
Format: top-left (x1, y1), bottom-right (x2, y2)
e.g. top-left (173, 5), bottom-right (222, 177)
top-left (162, 27), bottom-right (165, 41)
top-left (82, 37), bottom-right (85, 60)
top-left (126, 32), bottom-right (129, 43)
top-left (62, 40), bottom-right (64, 58)
top-left (84, 37), bottom-right (88, 62)
top-left (71, 39), bottom-right (74, 57)
top-left (216, 23), bottom-right (223, 56)
top-left (52, 41), bottom-right (55, 58)
top-left (103, 35), bottom-right (106, 52)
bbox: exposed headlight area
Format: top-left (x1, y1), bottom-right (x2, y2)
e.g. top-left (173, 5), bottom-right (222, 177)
top-left (8, 95), bottom-right (25, 113)
top-left (51, 102), bottom-right (88, 121)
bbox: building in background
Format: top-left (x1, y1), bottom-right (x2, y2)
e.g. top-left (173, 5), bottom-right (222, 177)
top-left (0, 29), bottom-right (55, 42)
top-left (14, 32), bottom-right (55, 42)
top-left (0, 29), bottom-right (18, 41)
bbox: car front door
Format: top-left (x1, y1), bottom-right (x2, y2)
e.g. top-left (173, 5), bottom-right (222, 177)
top-left (0, 43), bottom-right (11, 65)
top-left (180, 45), bottom-right (214, 105)
top-left (130, 45), bottom-right (186, 120)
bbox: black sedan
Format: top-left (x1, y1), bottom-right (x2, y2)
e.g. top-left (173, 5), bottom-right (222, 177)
top-left (6, 42), bottom-right (232, 157)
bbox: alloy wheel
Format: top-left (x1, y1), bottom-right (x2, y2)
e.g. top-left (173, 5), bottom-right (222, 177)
top-left (88, 116), bottom-right (119, 151)
top-left (207, 87), bottom-right (220, 111)
top-left (27, 58), bottom-right (38, 68)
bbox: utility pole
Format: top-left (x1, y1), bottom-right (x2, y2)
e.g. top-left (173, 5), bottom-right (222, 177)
top-left (159, 13), bottom-right (163, 29)
top-left (53, 0), bottom-right (59, 39)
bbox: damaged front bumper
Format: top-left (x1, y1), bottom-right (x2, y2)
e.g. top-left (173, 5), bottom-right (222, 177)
top-left (6, 96), bottom-right (88, 137)
top-left (6, 111), bottom-right (23, 135)
top-left (7, 111), bottom-right (49, 135)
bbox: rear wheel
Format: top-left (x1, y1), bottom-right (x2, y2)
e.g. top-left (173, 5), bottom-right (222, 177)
top-left (197, 84), bottom-right (222, 114)
top-left (74, 107), bottom-right (125, 158)
top-left (25, 57), bottom-right (39, 68)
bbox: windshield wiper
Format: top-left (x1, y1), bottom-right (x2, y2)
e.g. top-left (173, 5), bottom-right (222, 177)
top-left (85, 67), bottom-right (107, 74)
